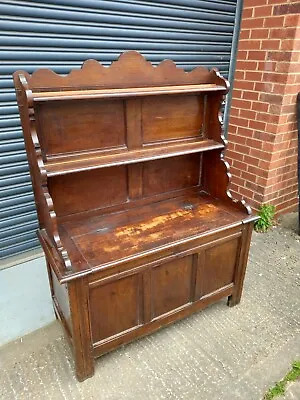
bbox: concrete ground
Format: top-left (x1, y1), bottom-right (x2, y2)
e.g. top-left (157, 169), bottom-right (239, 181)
top-left (0, 213), bottom-right (299, 400)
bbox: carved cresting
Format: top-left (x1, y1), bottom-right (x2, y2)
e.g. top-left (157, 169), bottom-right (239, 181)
top-left (14, 51), bottom-right (230, 90)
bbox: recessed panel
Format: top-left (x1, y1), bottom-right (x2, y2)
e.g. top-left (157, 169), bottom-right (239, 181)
top-left (49, 166), bottom-right (127, 217)
top-left (151, 256), bottom-right (193, 318)
top-left (142, 95), bottom-right (204, 143)
top-left (142, 154), bottom-right (200, 197)
top-left (36, 99), bottom-right (126, 156)
top-left (90, 275), bottom-right (140, 343)
top-left (195, 238), bottom-right (240, 299)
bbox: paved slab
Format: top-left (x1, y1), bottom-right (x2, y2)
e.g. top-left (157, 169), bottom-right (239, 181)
top-left (0, 213), bottom-right (300, 400)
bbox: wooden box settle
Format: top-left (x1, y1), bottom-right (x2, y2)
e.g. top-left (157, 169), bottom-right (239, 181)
top-left (14, 51), bottom-right (258, 381)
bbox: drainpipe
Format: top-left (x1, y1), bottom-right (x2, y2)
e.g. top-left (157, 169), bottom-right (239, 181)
top-left (297, 92), bottom-right (300, 234)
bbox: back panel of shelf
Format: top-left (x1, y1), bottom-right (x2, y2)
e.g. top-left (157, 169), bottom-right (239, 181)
top-left (37, 92), bottom-right (209, 219)
top-left (35, 93), bottom-right (207, 161)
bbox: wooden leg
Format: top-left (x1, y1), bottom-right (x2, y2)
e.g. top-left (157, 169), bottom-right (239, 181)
top-left (68, 278), bottom-right (95, 381)
top-left (227, 222), bottom-right (253, 307)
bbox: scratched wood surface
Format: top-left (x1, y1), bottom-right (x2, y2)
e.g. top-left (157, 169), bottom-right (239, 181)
top-left (59, 192), bottom-right (246, 269)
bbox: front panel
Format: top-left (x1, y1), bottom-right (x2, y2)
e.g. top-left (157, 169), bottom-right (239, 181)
top-left (88, 231), bottom-right (242, 347)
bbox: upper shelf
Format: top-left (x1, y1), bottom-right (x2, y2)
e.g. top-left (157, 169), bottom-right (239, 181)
top-left (45, 139), bottom-right (224, 177)
top-left (33, 84), bottom-right (227, 102)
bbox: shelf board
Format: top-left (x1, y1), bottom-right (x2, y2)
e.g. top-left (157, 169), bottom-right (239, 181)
top-left (45, 139), bottom-right (224, 177)
top-left (33, 83), bottom-right (227, 102)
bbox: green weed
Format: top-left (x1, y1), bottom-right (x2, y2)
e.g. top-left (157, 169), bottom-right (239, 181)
top-left (254, 204), bottom-right (276, 233)
top-left (264, 361), bottom-right (300, 399)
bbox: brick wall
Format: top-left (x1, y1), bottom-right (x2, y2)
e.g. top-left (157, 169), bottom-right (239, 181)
top-left (226, 0), bottom-right (300, 214)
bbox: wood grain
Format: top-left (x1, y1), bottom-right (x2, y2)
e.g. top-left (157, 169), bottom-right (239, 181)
top-left (13, 51), bottom-right (257, 382)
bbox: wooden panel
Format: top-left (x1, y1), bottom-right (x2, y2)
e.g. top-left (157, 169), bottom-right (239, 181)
top-left (142, 154), bottom-right (200, 197)
top-left (49, 166), bottom-right (127, 217)
top-left (89, 274), bottom-right (141, 343)
top-left (36, 99), bottom-right (126, 157)
top-left (151, 256), bottom-right (193, 318)
top-left (195, 237), bottom-right (240, 299)
top-left (51, 270), bottom-right (72, 335)
top-left (142, 95), bottom-right (204, 143)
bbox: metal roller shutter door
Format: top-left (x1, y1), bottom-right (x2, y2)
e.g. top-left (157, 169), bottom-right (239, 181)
top-left (0, 0), bottom-right (238, 259)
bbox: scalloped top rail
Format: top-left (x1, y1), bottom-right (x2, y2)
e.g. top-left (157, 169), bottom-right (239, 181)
top-left (14, 51), bottom-right (229, 92)
top-left (32, 84), bottom-right (227, 102)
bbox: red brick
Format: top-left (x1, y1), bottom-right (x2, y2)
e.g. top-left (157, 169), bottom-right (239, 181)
top-left (280, 39), bottom-right (297, 51)
top-left (234, 70), bottom-right (245, 80)
top-left (230, 116), bottom-right (249, 128)
top-left (239, 40), bottom-right (261, 50)
top-left (244, 154), bottom-right (261, 167)
top-left (230, 166), bottom-right (242, 178)
top-left (250, 28), bottom-right (269, 39)
top-left (244, 91), bottom-right (259, 101)
top-left (224, 149), bottom-right (244, 162)
top-left (243, 18), bottom-right (265, 29)
top-left (259, 159), bottom-right (271, 170)
top-left (248, 165), bottom-right (269, 179)
top-left (264, 15), bottom-right (285, 28)
top-left (245, 71), bottom-right (263, 82)
top-left (239, 109), bottom-right (257, 120)
top-left (230, 107), bottom-right (240, 117)
top-left (251, 101), bottom-right (269, 112)
top-left (239, 29), bottom-right (251, 40)
top-left (263, 71), bottom-right (289, 83)
top-left (237, 126), bottom-right (254, 137)
top-left (234, 80), bottom-right (255, 90)
top-left (233, 99), bottom-right (252, 110)
top-left (236, 60), bottom-right (258, 70)
top-left (261, 39), bottom-right (281, 50)
top-left (241, 169), bottom-right (257, 182)
top-left (235, 143), bottom-right (250, 154)
top-left (237, 50), bottom-right (248, 60)
top-left (284, 14), bottom-right (300, 27)
top-left (247, 50), bottom-right (266, 60)
top-left (239, 186), bottom-right (255, 199)
top-left (259, 92), bottom-right (283, 104)
top-left (228, 124), bottom-right (238, 134)
top-left (272, 82), bottom-right (287, 94)
top-left (269, 27), bottom-right (296, 39)
top-left (254, 82), bottom-right (273, 92)
top-left (253, 130), bottom-right (276, 141)
top-left (257, 112), bottom-right (280, 124)
top-left (232, 159), bottom-right (248, 171)
top-left (250, 148), bottom-right (272, 161)
top-left (254, 5), bottom-right (274, 17)
top-left (243, 8), bottom-right (253, 18)
top-left (269, 103), bottom-right (282, 114)
top-left (262, 142), bottom-right (274, 152)
top-left (249, 119), bottom-right (266, 131)
top-left (274, 3), bottom-right (300, 16)
top-left (246, 137), bottom-right (263, 149)
top-left (265, 123), bottom-right (278, 134)
top-left (267, 51), bottom-right (292, 62)
top-left (231, 88), bottom-right (243, 100)
top-left (245, 0), bottom-right (267, 7)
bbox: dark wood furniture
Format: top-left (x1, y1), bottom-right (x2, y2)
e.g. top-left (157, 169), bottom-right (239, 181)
top-left (14, 51), bottom-right (258, 382)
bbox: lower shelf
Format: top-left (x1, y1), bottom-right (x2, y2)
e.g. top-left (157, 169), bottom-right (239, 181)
top-left (59, 191), bottom-right (248, 272)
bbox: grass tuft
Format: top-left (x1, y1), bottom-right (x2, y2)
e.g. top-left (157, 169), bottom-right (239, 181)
top-left (264, 360), bottom-right (300, 399)
top-left (254, 204), bottom-right (276, 233)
